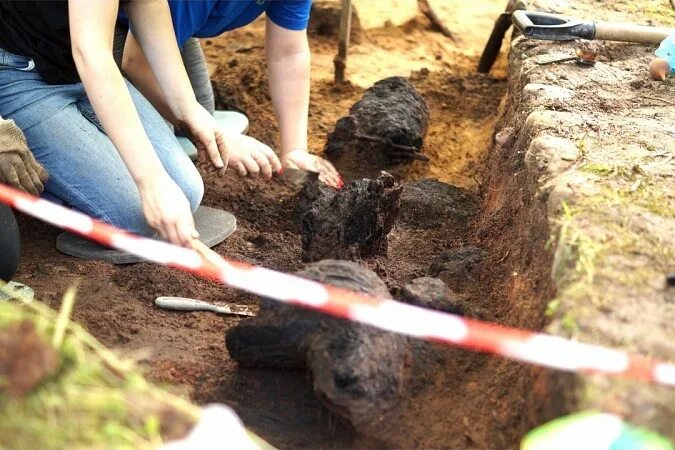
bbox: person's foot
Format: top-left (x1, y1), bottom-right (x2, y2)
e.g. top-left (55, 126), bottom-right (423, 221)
top-left (0, 281), bottom-right (34, 304)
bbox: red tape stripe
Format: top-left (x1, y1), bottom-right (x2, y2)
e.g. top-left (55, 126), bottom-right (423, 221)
top-left (1, 183), bottom-right (673, 387)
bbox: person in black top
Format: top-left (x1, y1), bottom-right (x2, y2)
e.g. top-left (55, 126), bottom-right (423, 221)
top-left (0, 0), bottom-right (281, 248)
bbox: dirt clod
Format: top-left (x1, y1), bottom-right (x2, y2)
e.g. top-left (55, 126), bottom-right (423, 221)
top-left (298, 172), bottom-right (402, 262)
top-left (226, 260), bottom-right (408, 436)
top-left (325, 77), bottom-right (430, 179)
top-left (430, 246), bottom-right (487, 293)
top-left (0, 320), bottom-right (59, 397)
top-left (400, 277), bottom-right (465, 315)
top-left (399, 179), bottom-right (478, 230)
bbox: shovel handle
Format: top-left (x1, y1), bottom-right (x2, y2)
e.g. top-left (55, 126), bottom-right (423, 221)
top-left (594, 22), bottom-right (675, 45)
top-left (513, 11), bottom-right (675, 44)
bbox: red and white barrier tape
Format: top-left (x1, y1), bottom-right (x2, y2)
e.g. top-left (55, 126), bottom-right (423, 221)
top-left (1, 182), bottom-right (674, 387)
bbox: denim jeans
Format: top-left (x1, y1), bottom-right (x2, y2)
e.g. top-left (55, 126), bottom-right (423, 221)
top-left (0, 47), bottom-right (204, 236)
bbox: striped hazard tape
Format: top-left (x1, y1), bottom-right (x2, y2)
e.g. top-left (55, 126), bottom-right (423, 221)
top-left (1, 182), bottom-right (673, 387)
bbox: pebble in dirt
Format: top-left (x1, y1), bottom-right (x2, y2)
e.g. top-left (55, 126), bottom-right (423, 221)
top-left (56, 206), bottom-right (236, 264)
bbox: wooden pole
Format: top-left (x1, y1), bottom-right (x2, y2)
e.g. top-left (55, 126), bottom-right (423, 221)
top-left (418, 0), bottom-right (457, 42)
top-left (334, 0), bottom-right (352, 84)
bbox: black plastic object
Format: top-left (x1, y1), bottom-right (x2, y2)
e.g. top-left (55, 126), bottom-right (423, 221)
top-left (667, 274), bottom-right (675, 287)
top-left (512, 11), bottom-right (596, 41)
top-left (0, 204), bottom-right (20, 281)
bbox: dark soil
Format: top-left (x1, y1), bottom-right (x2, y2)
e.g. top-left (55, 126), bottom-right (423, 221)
top-left (12, 5), bottom-right (555, 449)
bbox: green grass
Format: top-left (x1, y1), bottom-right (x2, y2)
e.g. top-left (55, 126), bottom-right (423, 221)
top-left (0, 287), bottom-right (199, 450)
top-left (0, 286), bottom-right (275, 450)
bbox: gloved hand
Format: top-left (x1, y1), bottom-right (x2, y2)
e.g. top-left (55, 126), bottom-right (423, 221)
top-left (0, 118), bottom-right (48, 196)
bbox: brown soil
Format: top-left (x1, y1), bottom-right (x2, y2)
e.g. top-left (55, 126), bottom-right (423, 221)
top-left (14, 2), bottom-right (555, 448)
top-left (0, 320), bottom-right (59, 397)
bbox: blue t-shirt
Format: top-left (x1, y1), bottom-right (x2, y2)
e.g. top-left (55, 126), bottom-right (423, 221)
top-left (121, 1), bottom-right (312, 48)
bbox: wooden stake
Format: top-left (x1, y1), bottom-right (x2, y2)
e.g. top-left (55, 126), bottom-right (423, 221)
top-left (418, 0), bottom-right (457, 42)
top-left (334, 0), bottom-right (352, 84)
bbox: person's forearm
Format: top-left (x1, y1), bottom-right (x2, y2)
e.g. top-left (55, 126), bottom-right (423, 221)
top-left (266, 29), bottom-right (310, 158)
top-left (125, 0), bottom-right (197, 125)
top-left (74, 51), bottom-right (166, 187)
top-left (122, 33), bottom-right (177, 124)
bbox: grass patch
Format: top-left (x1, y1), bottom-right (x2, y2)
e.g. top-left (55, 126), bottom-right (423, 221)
top-left (0, 289), bottom-right (201, 450)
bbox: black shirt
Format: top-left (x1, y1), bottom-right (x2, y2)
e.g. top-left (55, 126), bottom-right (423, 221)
top-left (0, 0), bottom-right (127, 85)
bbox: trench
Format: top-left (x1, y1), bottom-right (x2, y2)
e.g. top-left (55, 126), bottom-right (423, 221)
top-left (198, 10), bottom-right (555, 448)
top-left (15, 3), bottom-right (557, 449)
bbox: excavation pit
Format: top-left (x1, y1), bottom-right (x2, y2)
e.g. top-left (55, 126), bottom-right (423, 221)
top-left (13, 0), bottom-right (673, 447)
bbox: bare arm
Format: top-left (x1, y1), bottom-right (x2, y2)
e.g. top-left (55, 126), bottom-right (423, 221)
top-left (265, 19), bottom-right (310, 159)
top-left (69, 0), bottom-right (197, 245)
top-left (122, 32), bottom-right (176, 123)
top-left (265, 19), bottom-right (341, 188)
top-left (69, 0), bottom-right (165, 190)
top-left (123, 10), bottom-right (281, 179)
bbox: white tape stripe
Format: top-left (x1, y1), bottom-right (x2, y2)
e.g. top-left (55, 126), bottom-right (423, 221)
top-left (222, 266), bottom-right (329, 307)
top-left (15, 198), bottom-right (94, 235)
top-left (500, 335), bottom-right (630, 373)
top-left (654, 364), bottom-right (675, 386)
top-left (110, 235), bottom-right (202, 269)
top-left (4, 185), bottom-right (675, 387)
top-left (350, 300), bottom-right (469, 342)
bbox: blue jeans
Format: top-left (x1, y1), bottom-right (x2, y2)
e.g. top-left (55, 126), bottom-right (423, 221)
top-left (0, 47), bottom-right (203, 236)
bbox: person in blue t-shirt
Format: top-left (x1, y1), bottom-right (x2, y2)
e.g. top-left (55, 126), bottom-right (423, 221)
top-left (119, 0), bottom-right (342, 189)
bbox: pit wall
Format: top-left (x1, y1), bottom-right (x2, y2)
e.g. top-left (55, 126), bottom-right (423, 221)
top-left (479, 0), bottom-right (675, 440)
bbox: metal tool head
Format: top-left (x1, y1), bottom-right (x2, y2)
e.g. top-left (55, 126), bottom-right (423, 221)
top-left (512, 10), bottom-right (596, 41)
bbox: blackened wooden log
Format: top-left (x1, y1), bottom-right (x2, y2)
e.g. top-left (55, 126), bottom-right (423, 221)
top-left (226, 260), bottom-right (408, 435)
top-left (325, 77), bottom-right (430, 179)
top-left (297, 172), bottom-right (402, 262)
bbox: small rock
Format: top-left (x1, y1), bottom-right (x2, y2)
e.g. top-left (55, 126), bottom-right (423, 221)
top-left (429, 247), bottom-right (487, 292)
top-left (523, 83), bottom-right (574, 104)
top-left (400, 277), bottom-right (465, 315)
top-left (495, 127), bottom-right (515, 146)
top-left (524, 110), bottom-right (585, 135)
top-left (525, 134), bottom-right (580, 175)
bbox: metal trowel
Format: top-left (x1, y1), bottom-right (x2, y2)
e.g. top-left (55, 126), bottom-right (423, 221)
top-left (154, 297), bottom-right (255, 317)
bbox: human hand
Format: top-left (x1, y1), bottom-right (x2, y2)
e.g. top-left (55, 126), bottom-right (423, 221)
top-left (175, 103), bottom-right (229, 173)
top-left (176, 104), bottom-right (281, 179)
top-left (139, 175), bottom-right (198, 247)
top-left (0, 119), bottom-right (49, 195)
top-left (222, 133), bottom-right (282, 179)
top-left (282, 149), bottom-right (343, 189)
